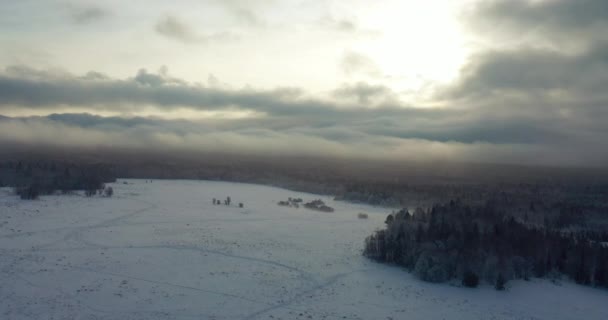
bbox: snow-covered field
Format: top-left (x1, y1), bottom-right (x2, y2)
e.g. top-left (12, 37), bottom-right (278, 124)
top-left (1, 179), bottom-right (607, 320)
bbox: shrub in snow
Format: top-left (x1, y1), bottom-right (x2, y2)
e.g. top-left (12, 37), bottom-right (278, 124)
top-left (357, 213), bottom-right (369, 219)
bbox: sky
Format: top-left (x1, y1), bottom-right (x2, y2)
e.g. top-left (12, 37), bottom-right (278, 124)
top-left (1, 0), bottom-right (607, 167)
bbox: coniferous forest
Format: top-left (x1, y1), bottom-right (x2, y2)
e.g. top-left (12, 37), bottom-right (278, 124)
top-left (364, 200), bottom-right (608, 290)
top-left (0, 161), bottom-right (116, 199)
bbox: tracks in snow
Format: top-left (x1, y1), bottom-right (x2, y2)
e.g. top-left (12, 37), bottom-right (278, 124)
top-left (1, 193), bottom-right (373, 320)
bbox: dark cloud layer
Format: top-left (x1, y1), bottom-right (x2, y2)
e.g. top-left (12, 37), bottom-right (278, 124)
top-left (332, 82), bottom-right (396, 104)
top-left (0, 66), bottom-right (445, 121)
top-left (2, 0), bottom-right (608, 167)
top-left (432, 0), bottom-right (608, 165)
top-left (458, 0), bottom-right (608, 93)
top-left (446, 2), bottom-right (608, 111)
top-left (447, 43), bottom-right (608, 98)
top-left (0, 61), bottom-right (607, 166)
top-left (468, 0), bottom-right (608, 44)
top-left (0, 112), bottom-right (604, 166)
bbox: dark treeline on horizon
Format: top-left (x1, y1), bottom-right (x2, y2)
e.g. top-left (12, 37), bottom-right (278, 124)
top-left (0, 160), bottom-right (115, 199)
top-left (1, 145), bottom-right (607, 192)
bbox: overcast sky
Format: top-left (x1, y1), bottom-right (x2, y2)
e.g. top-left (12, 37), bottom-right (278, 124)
top-left (1, 0), bottom-right (607, 167)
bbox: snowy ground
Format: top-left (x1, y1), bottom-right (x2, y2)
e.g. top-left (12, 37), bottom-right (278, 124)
top-left (1, 179), bottom-right (607, 320)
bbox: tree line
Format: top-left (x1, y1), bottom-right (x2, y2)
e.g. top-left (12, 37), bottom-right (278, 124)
top-left (364, 200), bottom-right (608, 290)
top-left (0, 161), bottom-right (116, 199)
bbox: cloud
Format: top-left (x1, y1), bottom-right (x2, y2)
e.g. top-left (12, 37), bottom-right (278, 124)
top-left (1, 1), bottom-right (605, 167)
top-left (67, 5), bottom-right (108, 24)
top-left (155, 15), bottom-right (198, 43)
top-left (467, 0), bottom-right (608, 46)
top-left (445, 43), bottom-right (608, 99)
top-left (213, 0), bottom-right (273, 26)
top-left (444, 0), bottom-right (608, 113)
top-left (230, 7), bottom-right (264, 27)
top-left (318, 15), bottom-right (381, 39)
top-left (419, 0), bottom-right (608, 166)
top-left (155, 15), bottom-right (238, 44)
top-left (320, 16), bottom-right (357, 33)
top-left (0, 65), bottom-right (444, 121)
top-left (340, 51), bottom-right (382, 77)
top-left (332, 82), bottom-right (396, 105)
top-left (1, 113), bottom-right (605, 167)
top-left (1, 63), bottom-right (608, 167)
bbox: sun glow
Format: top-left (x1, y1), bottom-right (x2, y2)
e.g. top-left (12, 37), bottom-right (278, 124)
top-left (354, 1), bottom-right (470, 92)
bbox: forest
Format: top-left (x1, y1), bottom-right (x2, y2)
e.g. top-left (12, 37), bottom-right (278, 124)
top-left (0, 160), bottom-right (116, 199)
top-left (364, 200), bottom-right (608, 290)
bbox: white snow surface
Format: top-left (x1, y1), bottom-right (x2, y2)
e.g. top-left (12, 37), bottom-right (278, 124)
top-left (1, 179), bottom-right (607, 320)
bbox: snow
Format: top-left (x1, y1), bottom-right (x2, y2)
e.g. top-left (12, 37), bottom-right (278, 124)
top-left (1, 179), bottom-right (607, 320)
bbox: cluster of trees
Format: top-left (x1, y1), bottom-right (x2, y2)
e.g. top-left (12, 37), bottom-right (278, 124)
top-left (212, 196), bottom-right (244, 208)
top-left (303, 199), bottom-right (334, 212)
top-left (212, 196), bottom-right (231, 205)
top-left (364, 200), bottom-right (608, 290)
top-left (278, 197), bottom-right (303, 208)
top-left (277, 198), bottom-right (335, 212)
top-left (0, 161), bottom-right (116, 199)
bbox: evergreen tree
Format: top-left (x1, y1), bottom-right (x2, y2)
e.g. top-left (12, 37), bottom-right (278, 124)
top-left (495, 273), bottom-right (506, 291)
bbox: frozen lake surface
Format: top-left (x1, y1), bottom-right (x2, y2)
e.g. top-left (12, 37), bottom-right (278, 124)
top-left (1, 179), bottom-right (607, 320)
